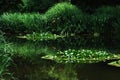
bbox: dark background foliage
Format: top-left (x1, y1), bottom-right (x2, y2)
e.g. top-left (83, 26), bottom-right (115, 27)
top-left (71, 0), bottom-right (120, 13)
top-left (0, 0), bottom-right (22, 13)
top-left (1, 0), bottom-right (120, 13)
top-left (20, 0), bottom-right (56, 13)
top-left (0, 0), bottom-right (120, 48)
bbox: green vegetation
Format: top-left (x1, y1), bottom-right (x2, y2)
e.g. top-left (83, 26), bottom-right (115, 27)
top-left (25, 32), bottom-right (65, 41)
top-left (95, 6), bottom-right (120, 42)
top-left (0, 31), bottom-right (13, 79)
top-left (0, 1), bottom-right (120, 80)
top-left (108, 60), bottom-right (120, 67)
top-left (89, 14), bottom-right (113, 46)
top-left (11, 42), bottom-right (55, 58)
top-left (20, 0), bottom-right (56, 13)
top-left (42, 49), bottom-right (119, 63)
top-left (45, 2), bottom-right (84, 34)
top-left (0, 13), bottom-right (47, 33)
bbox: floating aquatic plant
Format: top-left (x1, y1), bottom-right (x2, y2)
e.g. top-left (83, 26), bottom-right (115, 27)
top-left (25, 32), bottom-right (64, 41)
top-left (42, 49), bottom-right (120, 63)
top-left (108, 60), bottom-right (120, 67)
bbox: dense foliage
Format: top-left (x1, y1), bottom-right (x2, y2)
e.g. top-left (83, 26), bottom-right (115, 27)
top-left (0, 3), bottom-right (120, 47)
top-left (45, 2), bottom-right (84, 34)
top-left (0, 13), bottom-right (47, 33)
top-left (20, 0), bottom-right (56, 13)
top-left (0, 0), bottom-right (22, 13)
top-left (0, 0), bottom-right (120, 79)
top-left (95, 6), bottom-right (120, 44)
top-left (71, 0), bottom-right (120, 13)
top-left (0, 31), bottom-right (13, 79)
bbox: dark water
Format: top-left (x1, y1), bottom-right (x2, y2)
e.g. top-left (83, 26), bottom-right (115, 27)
top-left (7, 36), bottom-right (120, 80)
top-left (9, 60), bottom-right (120, 80)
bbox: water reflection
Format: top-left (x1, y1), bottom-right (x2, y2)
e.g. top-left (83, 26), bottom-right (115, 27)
top-left (10, 60), bottom-right (120, 80)
top-left (7, 35), bottom-right (120, 80)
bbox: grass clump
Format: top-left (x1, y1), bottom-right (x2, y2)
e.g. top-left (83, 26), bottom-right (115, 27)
top-left (45, 2), bottom-right (82, 21)
top-left (0, 31), bottom-right (13, 79)
top-left (0, 13), bottom-right (47, 33)
top-left (45, 2), bottom-right (84, 34)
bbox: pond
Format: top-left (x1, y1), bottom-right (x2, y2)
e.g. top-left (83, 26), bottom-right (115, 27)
top-left (9, 60), bottom-right (120, 80)
top-left (6, 35), bottom-right (120, 80)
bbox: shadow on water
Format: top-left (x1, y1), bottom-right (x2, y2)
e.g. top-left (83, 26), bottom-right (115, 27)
top-left (6, 35), bottom-right (120, 51)
top-left (9, 60), bottom-right (120, 80)
top-left (6, 36), bottom-right (120, 80)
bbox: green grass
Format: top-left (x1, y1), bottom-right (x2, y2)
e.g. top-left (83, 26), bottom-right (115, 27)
top-left (0, 13), bottom-right (47, 33)
top-left (45, 2), bottom-right (83, 34)
top-left (0, 32), bottom-right (13, 79)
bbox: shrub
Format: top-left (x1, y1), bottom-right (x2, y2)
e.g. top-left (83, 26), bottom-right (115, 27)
top-left (90, 14), bottom-right (114, 46)
top-left (91, 14), bottom-right (112, 33)
top-left (0, 13), bottom-right (47, 33)
top-left (20, 0), bottom-right (56, 12)
top-left (95, 6), bottom-right (120, 45)
top-left (0, 13), bottom-right (24, 33)
top-left (45, 2), bottom-right (84, 34)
